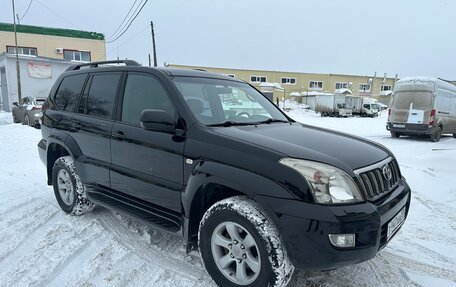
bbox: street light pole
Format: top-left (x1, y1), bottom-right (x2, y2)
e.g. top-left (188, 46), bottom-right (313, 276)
top-left (12, 0), bottom-right (22, 102)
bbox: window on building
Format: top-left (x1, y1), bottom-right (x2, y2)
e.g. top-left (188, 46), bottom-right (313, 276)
top-left (250, 75), bottom-right (267, 83)
top-left (359, 83), bottom-right (371, 91)
top-left (54, 74), bottom-right (87, 112)
top-left (335, 82), bottom-right (348, 90)
top-left (63, 50), bottom-right (91, 62)
top-left (381, 85), bottom-right (392, 91)
top-left (309, 81), bottom-right (323, 90)
top-left (281, 77), bottom-right (296, 85)
top-left (6, 46), bottom-right (37, 56)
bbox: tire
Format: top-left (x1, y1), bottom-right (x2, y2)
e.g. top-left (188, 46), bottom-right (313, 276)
top-left (199, 196), bottom-right (294, 287)
top-left (391, 132), bottom-right (400, 138)
top-left (24, 115), bottom-right (30, 126)
top-left (453, 133), bottom-right (456, 138)
top-left (12, 112), bottom-right (20, 123)
top-left (52, 156), bottom-right (94, 215)
top-left (430, 126), bottom-right (442, 142)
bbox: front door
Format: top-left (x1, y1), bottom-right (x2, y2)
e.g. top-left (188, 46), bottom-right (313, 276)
top-left (110, 73), bottom-right (184, 213)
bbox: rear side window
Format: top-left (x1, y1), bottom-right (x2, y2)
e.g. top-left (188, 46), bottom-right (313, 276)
top-left (82, 74), bottom-right (121, 119)
top-left (54, 74), bottom-right (86, 112)
top-left (121, 74), bottom-right (175, 125)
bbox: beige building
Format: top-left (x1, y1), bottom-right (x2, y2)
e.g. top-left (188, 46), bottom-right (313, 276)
top-left (0, 22), bottom-right (106, 62)
top-left (168, 64), bottom-right (397, 103)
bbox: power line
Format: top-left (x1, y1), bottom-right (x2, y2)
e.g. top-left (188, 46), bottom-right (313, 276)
top-left (106, 0), bottom-right (149, 44)
top-left (34, 0), bottom-right (82, 29)
top-left (106, 25), bottom-right (148, 55)
top-left (107, 0), bottom-right (139, 40)
top-left (19, 0), bottom-right (33, 21)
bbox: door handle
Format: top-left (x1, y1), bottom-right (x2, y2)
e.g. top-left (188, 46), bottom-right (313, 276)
top-left (112, 131), bottom-right (126, 140)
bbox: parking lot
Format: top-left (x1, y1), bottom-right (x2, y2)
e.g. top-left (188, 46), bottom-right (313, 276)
top-left (0, 110), bottom-right (455, 287)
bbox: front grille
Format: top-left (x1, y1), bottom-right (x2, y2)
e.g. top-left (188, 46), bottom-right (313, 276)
top-left (354, 158), bottom-right (401, 201)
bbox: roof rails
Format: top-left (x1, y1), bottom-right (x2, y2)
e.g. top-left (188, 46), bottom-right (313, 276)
top-left (66, 60), bottom-right (141, 71)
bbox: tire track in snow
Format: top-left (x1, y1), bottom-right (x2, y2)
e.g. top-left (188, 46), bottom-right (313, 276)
top-left (0, 218), bottom-right (102, 287)
top-left (96, 210), bottom-right (211, 283)
top-left (381, 251), bottom-right (456, 282)
top-left (38, 232), bottom-right (108, 287)
top-left (0, 202), bottom-right (59, 262)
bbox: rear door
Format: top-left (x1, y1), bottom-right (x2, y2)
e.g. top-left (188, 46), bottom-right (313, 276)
top-left (110, 72), bottom-right (184, 213)
top-left (70, 72), bottom-right (122, 188)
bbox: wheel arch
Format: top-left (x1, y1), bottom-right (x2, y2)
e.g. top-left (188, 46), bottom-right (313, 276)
top-left (182, 161), bottom-right (293, 250)
top-left (46, 132), bottom-right (83, 185)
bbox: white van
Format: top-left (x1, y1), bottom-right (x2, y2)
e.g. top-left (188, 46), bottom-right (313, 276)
top-left (387, 77), bottom-right (456, 142)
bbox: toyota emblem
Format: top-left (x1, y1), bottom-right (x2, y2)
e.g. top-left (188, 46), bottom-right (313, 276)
top-left (382, 165), bottom-right (392, 181)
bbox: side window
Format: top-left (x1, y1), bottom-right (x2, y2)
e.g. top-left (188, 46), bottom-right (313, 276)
top-left (121, 74), bottom-right (175, 125)
top-left (363, 104), bottom-right (370, 109)
top-left (54, 74), bottom-right (86, 112)
top-left (83, 74), bottom-right (121, 119)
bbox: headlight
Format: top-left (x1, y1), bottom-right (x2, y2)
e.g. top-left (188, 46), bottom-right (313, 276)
top-left (279, 158), bottom-right (363, 204)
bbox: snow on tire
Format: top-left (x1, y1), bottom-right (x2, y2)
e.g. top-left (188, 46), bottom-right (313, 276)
top-left (199, 196), bottom-right (294, 287)
top-left (52, 156), bottom-right (94, 215)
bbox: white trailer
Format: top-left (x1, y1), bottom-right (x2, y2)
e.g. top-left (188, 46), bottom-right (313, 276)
top-left (315, 94), bottom-right (352, 117)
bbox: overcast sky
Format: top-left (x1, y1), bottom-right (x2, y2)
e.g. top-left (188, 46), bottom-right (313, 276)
top-left (1, 0), bottom-right (455, 79)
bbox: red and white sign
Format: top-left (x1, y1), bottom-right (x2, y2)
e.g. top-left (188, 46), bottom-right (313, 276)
top-left (27, 62), bottom-right (52, 79)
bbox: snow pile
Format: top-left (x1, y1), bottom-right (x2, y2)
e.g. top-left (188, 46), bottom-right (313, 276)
top-left (0, 111), bottom-right (12, 125)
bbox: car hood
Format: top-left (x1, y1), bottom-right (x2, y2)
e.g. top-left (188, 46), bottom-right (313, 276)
top-left (211, 123), bottom-right (390, 173)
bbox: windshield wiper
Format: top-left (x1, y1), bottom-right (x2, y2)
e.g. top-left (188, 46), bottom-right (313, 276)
top-left (207, 121), bottom-right (258, 127)
top-left (255, 118), bottom-right (290, 124)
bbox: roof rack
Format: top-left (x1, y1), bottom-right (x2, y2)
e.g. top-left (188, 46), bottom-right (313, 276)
top-left (66, 60), bottom-right (141, 71)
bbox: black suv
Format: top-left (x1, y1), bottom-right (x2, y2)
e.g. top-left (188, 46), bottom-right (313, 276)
top-left (38, 60), bottom-right (411, 287)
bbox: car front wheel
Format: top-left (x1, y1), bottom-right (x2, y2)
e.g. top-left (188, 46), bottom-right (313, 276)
top-left (199, 196), bottom-right (294, 287)
top-left (52, 156), bottom-right (94, 215)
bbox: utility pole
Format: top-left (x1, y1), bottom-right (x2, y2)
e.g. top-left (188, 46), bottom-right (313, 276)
top-left (12, 0), bottom-right (22, 102)
top-left (150, 21), bottom-right (157, 67)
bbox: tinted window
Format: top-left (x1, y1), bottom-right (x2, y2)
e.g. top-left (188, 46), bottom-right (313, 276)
top-left (121, 74), bottom-right (175, 125)
top-left (83, 74), bottom-right (120, 119)
top-left (54, 74), bottom-right (86, 112)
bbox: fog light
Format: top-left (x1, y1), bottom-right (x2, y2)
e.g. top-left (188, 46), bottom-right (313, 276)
top-left (329, 234), bottom-right (355, 248)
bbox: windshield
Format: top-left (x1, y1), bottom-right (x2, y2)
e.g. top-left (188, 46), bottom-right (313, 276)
top-left (371, 104), bottom-right (378, 109)
top-left (173, 77), bottom-right (289, 126)
top-left (393, 91), bottom-right (433, 110)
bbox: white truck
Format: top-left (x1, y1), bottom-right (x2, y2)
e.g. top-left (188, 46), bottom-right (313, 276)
top-left (345, 96), bottom-right (379, 117)
top-left (315, 94), bottom-right (352, 117)
top-left (387, 76), bottom-right (456, 142)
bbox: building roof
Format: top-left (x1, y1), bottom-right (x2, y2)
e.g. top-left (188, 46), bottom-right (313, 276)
top-left (0, 22), bottom-right (104, 40)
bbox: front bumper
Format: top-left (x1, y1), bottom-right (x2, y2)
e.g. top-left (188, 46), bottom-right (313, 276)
top-left (255, 179), bottom-right (411, 270)
top-left (387, 122), bottom-right (435, 135)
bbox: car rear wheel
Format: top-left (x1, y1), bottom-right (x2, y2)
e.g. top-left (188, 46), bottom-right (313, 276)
top-left (430, 126), bottom-right (442, 142)
top-left (12, 112), bottom-right (20, 123)
top-left (52, 156), bottom-right (94, 215)
top-left (199, 196), bottom-right (294, 287)
top-left (24, 115), bottom-right (30, 126)
top-left (391, 132), bottom-right (401, 138)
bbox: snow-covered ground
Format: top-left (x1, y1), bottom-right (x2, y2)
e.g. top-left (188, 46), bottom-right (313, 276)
top-left (0, 110), bottom-right (455, 287)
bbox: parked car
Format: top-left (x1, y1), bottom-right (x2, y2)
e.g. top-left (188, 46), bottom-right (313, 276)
top-left (387, 76), bottom-right (456, 141)
top-left (12, 96), bottom-right (45, 128)
top-left (38, 60), bottom-right (411, 287)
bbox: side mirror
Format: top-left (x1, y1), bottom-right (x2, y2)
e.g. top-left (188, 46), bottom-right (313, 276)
top-left (12, 102), bottom-right (18, 106)
top-left (140, 109), bottom-right (175, 133)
